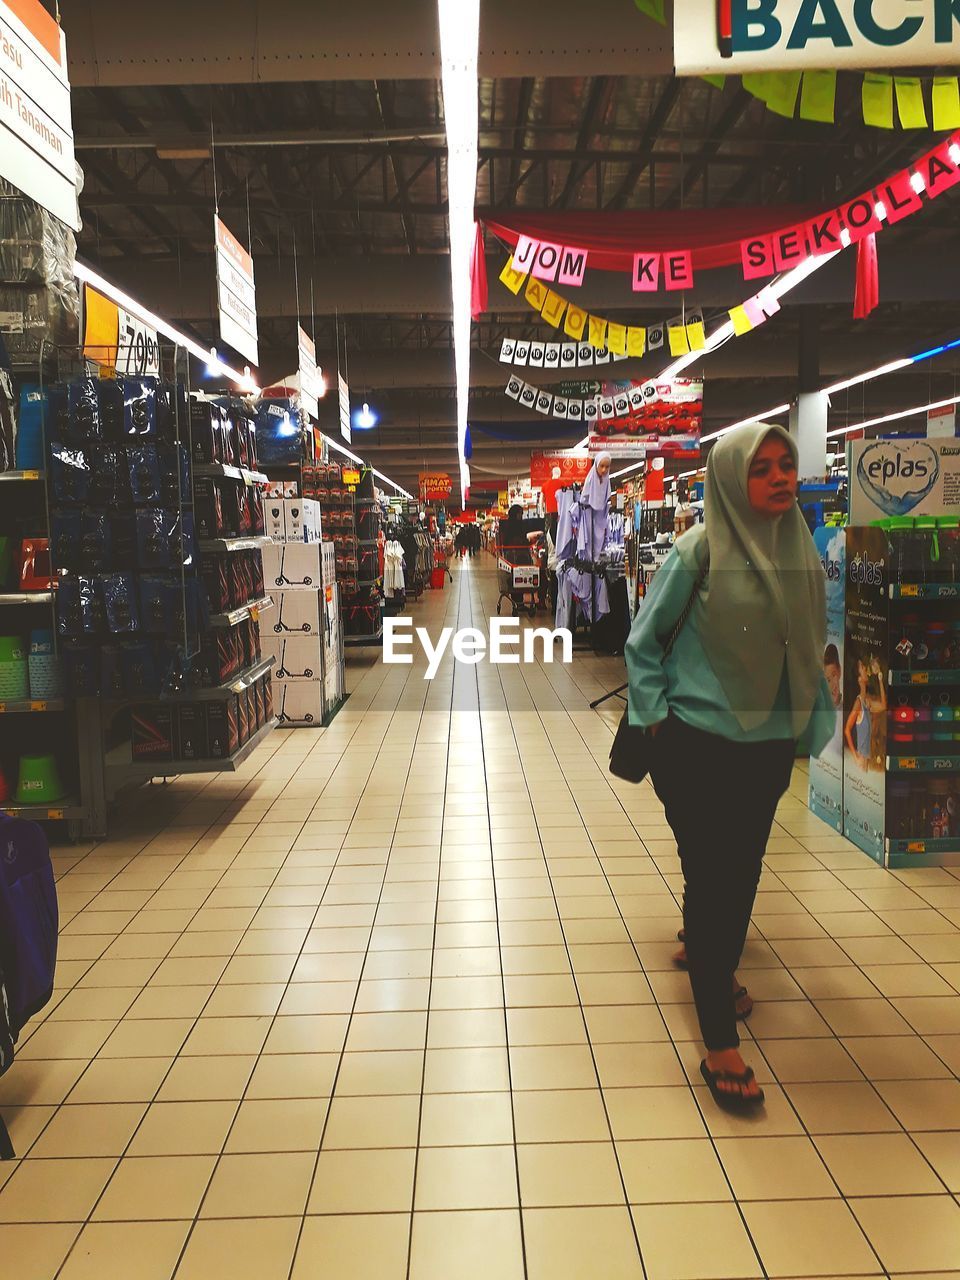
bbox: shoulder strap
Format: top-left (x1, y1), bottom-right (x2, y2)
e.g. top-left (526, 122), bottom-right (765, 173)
top-left (663, 551), bottom-right (709, 660)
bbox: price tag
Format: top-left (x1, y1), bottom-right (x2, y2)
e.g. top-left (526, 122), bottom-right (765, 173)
top-left (900, 758), bottom-right (919, 770)
top-left (249, 604), bottom-right (261, 622)
top-left (901, 585), bottom-right (920, 597)
top-left (30, 701), bottom-right (46, 712)
top-left (47, 808), bottom-right (64, 820)
top-left (914, 673), bottom-right (930, 684)
top-left (0, 703), bottom-right (6, 714)
top-left (906, 841), bottom-right (926, 853)
top-left (117, 308), bottom-right (161, 377)
top-left (22, 470), bottom-right (40, 481)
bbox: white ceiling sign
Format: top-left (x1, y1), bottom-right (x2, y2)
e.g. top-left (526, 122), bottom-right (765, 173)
top-left (0, 0), bottom-right (79, 229)
top-left (214, 215), bottom-right (259, 366)
top-left (675, 1), bottom-right (960, 75)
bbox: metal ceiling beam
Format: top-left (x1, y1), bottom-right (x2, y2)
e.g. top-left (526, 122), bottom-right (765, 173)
top-left (605, 79), bottom-right (683, 210)
top-left (60, 0), bottom-right (671, 86)
top-left (552, 77), bottom-right (615, 210)
top-left (659, 87), bottom-right (755, 209)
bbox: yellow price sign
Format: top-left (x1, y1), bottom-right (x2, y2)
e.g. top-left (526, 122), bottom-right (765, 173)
top-left (901, 585), bottom-right (920, 597)
top-left (899, 758), bottom-right (919, 770)
top-left (906, 841), bottom-right (926, 853)
top-left (913, 672), bottom-right (930, 684)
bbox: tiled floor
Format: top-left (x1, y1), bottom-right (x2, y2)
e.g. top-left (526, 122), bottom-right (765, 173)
top-left (3, 556), bottom-right (960, 1279)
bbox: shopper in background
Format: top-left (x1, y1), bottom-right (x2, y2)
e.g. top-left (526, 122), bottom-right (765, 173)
top-left (499, 504), bottom-right (532, 567)
top-left (625, 424), bottom-right (834, 1112)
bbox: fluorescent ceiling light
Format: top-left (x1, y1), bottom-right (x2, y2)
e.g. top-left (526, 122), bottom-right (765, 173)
top-left (438, 0), bottom-right (480, 507)
top-left (826, 393), bottom-right (960, 439)
top-left (74, 260), bottom-right (412, 499)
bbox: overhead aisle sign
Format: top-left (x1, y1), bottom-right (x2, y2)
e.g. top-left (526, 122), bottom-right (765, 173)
top-left (338, 374), bottom-right (351, 444)
top-left (297, 326), bottom-right (319, 421)
top-left (675, 1), bottom-right (960, 75)
top-left (215, 216), bottom-right (258, 366)
top-left (0, 0), bottom-right (79, 229)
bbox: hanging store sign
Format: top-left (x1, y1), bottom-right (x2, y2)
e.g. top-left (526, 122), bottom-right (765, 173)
top-left (116, 307), bottom-right (160, 378)
top-left (0, 0), bottom-right (79, 230)
top-left (927, 402), bottom-right (957, 438)
top-left (530, 451), bottom-right (594, 513)
top-left (214, 216), bottom-right (258, 366)
top-left (338, 373), bottom-right (351, 443)
top-left (420, 472), bottom-right (453, 502)
top-left (588, 378), bottom-right (703, 459)
top-left (297, 325), bottom-right (319, 421)
top-left (341, 468), bottom-right (361, 486)
top-left (675, 1), bottom-right (960, 76)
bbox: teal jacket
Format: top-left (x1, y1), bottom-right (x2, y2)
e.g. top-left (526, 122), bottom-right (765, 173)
top-left (625, 545), bottom-right (835, 752)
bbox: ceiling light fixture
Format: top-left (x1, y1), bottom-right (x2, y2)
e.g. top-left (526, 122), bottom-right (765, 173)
top-left (438, 0), bottom-right (480, 507)
top-left (826, 392), bottom-right (960, 439)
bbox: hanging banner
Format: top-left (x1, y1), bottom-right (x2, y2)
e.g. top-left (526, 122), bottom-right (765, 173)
top-left (419, 472), bottom-right (453, 502)
top-left (842, 525), bottom-right (888, 865)
top-left (297, 326), bottom-right (319, 421)
top-left (675, 1), bottom-right (960, 76)
top-left (928, 402), bottom-right (957, 438)
top-left (338, 373), bottom-right (351, 443)
top-left (0, 0), bottom-right (79, 230)
top-left (809, 524), bottom-right (846, 833)
top-left (848, 438), bottom-right (960, 523)
top-left (215, 215), bottom-right (259, 366)
top-left (530, 451), bottom-right (594, 512)
top-left (585, 378), bottom-right (703, 458)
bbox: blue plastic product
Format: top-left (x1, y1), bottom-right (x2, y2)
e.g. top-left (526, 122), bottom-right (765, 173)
top-left (14, 386), bottom-right (46, 469)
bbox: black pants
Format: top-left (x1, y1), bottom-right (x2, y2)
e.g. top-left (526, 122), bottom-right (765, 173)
top-left (649, 715), bottom-right (795, 1051)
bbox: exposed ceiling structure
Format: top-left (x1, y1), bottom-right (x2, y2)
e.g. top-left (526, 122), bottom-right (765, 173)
top-left (59, 0), bottom-right (960, 495)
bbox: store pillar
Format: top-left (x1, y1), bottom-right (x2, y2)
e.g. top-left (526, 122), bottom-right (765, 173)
top-left (789, 309), bottom-right (827, 479)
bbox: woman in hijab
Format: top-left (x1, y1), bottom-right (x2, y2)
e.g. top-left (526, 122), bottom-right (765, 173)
top-left (625, 424), bottom-right (833, 1112)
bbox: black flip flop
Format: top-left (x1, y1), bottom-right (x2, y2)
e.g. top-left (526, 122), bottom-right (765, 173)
top-left (734, 986), bottom-right (753, 1020)
top-left (700, 1059), bottom-right (765, 1112)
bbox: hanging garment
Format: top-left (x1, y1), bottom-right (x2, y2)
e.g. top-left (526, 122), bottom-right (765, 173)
top-left (384, 540), bottom-right (406, 598)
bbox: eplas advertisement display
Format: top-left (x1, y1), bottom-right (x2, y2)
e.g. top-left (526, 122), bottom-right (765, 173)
top-left (585, 378), bottom-right (703, 459)
top-left (842, 526), bottom-right (888, 864)
top-left (849, 438), bottom-right (960, 523)
top-left (809, 524), bottom-right (845, 832)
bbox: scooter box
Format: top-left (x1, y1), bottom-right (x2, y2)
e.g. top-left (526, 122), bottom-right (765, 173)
top-left (262, 542), bottom-right (322, 590)
top-left (275, 680), bottom-right (324, 726)
top-left (259, 588), bottom-right (321, 637)
top-left (262, 635), bottom-right (323, 683)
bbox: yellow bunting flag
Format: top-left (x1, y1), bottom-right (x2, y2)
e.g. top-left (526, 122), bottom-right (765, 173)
top-left (564, 304), bottom-right (588, 340)
top-left (862, 73), bottom-right (894, 128)
top-left (742, 73), bottom-right (772, 103)
top-left (667, 320), bottom-right (690, 357)
top-left (686, 319), bottom-right (706, 351)
top-left (932, 77), bottom-right (960, 131)
top-left (541, 290), bottom-right (567, 328)
top-left (701, 73), bottom-right (725, 90)
top-left (729, 305), bottom-right (753, 337)
top-left (895, 76), bottom-right (927, 129)
top-left (766, 71), bottom-right (801, 119)
top-left (606, 322), bottom-right (627, 356)
top-left (499, 259), bottom-right (528, 295)
top-left (588, 315), bottom-right (608, 350)
top-left (799, 69), bottom-right (836, 123)
top-left (524, 275), bottom-right (548, 312)
top-left (627, 326), bottom-right (646, 358)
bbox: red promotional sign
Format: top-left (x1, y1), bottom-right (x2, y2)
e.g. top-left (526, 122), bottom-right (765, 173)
top-left (530, 451), bottom-right (594, 512)
top-left (419, 472), bottom-right (453, 502)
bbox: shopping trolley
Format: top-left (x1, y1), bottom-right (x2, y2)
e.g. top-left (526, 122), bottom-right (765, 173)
top-left (497, 550), bottom-right (540, 617)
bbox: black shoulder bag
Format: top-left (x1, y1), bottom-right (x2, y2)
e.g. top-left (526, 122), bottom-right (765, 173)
top-left (608, 555), bottom-right (709, 783)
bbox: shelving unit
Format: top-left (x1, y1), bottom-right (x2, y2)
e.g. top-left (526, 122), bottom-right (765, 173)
top-left (160, 655), bottom-right (275, 701)
top-left (105, 717), bottom-right (278, 784)
top-left (208, 596), bottom-right (272, 628)
top-left (199, 535), bottom-right (271, 554)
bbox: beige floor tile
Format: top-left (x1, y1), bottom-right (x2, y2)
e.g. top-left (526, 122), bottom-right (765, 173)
top-left (0, 1157), bottom-right (117, 1223)
top-left (345, 1010), bottom-right (429, 1052)
top-left (419, 1091), bottom-right (515, 1146)
top-left (784, 1082), bottom-right (899, 1134)
top-left (309, 1147), bottom-right (416, 1213)
top-left (512, 1088), bottom-right (609, 1144)
top-left (415, 1144), bottom-right (518, 1210)
top-left (93, 1155), bottom-right (216, 1221)
top-left (0, 1224), bottom-right (79, 1280)
top-left (913, 1131), bottom-right (960, 1193)
top-left (423, 1046), bottom-right (509, 1093)
top-left (57, 1221), bottom-right (190, 1280)
top-left (224, 1098), bottom-right (329, 1153)
top-left (875, 1078), bottom-right (960, 1130)
top-left (156, 1055), bottom-right (256, 1102)
top-left (200, 1150), bottom-right (314, 1217)
top-left (617, 1138), bottom-right (730, 1204)
top-left (127, 1101), bottom-right (238, 1156)
top-left (508, 1043), bottom-right (597, 1091)
top-left (322, 1095), bottom-right (421, 1150)
top-left (633, 1202), bottom-right (763, 1279)
top-left (30, 1102), bottom-right (146, 1158)
top-left (517, 1141), bottom-right (624, 1208)
top-left (408, 1208), bottom-right (524, 1280)
top-left (97, 1020), bottom-right (192, 1059)
top-left (743, 1199), bottom-right (879, 1277)
top-left (850, 1195), bottom-right (960, 1274)
top-left (292, 1213), bottom-right (410, 1280)
top-left (175, 1217), bottom-right (300, 1280)
top-left (523, 1206), bottom-right (644, 1280)
top-left (716, 1135), bottom-right (839, 1200)
top-left (841, 1034), bottom-right (952, 1081)
top-left (593, 1042), bottom-right (687, 1088)
top-left (604, 1086), bottom-right (707, 1141)
top-left (815, 1132), bottom-right (944, 1196)
top-left (180, 1017), bottom-right (272, 1057)
top-left (245, 1053), bottom-right (339, 1099)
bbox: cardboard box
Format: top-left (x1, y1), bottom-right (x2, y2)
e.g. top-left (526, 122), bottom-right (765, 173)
top-left (284, 498), bottom-right (321, 544)
top-left (263, 635), bottom-right (322, 682)
top-left (131, 705), bottom-right (175, 761)
top-left (262, 542), bottom-right (322, 590)
top-left (321, 541), bottom-right (337, 588)
top-left (274, 680), bottom-right (324, 726)
top-left (259, 587), bottom-right (321, 637)
top-left (206, 696), bottom-right (240, 758)
top-left (178, 703), bottom-right (208, 761)
top-left (265, 500), bottom-right (286, 543)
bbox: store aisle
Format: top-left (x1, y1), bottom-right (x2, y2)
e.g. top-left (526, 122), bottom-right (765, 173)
top-left (2, 556), bottom-right (960, 1280)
